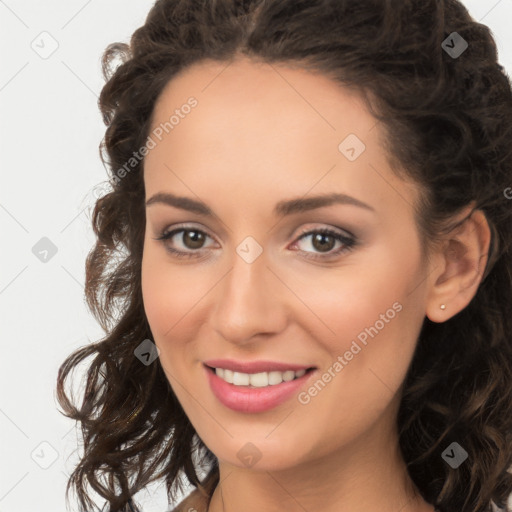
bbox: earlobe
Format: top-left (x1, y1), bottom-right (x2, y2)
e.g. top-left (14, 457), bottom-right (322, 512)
top-left (425, 208), bottom-right (491, 323)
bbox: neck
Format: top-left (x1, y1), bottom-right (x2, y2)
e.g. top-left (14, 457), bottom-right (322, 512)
top-left (206, 406), bottom-right (434, 512)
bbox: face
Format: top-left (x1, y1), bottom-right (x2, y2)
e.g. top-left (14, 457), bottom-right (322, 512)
top-left (141, 56), bottom-right (433, 471)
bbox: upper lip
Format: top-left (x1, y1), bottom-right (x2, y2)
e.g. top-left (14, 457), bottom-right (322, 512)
top-left (203, 359), bottom-right (315, 374)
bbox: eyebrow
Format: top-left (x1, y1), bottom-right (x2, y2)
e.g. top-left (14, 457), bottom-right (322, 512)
top-left (145, 192), bottom-right (375, 216)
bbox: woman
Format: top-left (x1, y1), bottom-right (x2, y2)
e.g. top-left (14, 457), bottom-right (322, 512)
top-left (56, 1), bottom-right (512, 511)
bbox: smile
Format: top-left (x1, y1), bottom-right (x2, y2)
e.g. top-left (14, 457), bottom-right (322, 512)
top-left (211, 367), bottom-right (308, 387)
top-left (204, 364), bottom-right (317, 413)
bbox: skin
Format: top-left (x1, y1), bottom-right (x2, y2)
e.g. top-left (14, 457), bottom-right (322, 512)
top-left (141, 56), bottom-right (491, 512)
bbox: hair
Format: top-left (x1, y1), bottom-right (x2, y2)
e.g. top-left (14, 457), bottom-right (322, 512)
top-left (56, 1), bottom-right (512, 511)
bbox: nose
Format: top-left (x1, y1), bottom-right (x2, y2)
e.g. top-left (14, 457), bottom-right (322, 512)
top-left (209, 245), bottom-right (288, 346)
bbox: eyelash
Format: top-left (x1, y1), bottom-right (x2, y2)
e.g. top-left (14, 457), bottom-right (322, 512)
top-left (153, 225), bottom-right (357, 261)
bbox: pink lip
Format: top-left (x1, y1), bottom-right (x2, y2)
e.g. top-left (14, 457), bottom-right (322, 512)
top-left (204, 364), bottom-right (317, 413)
top-left (203, 359), bottom-right (314, 373)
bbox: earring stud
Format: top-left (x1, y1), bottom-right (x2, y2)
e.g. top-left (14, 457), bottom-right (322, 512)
top-left (440, 304), bottom-right (446, 310)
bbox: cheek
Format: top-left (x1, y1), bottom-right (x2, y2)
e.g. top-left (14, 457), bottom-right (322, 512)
top-left (297, 238), bottom-right (425, 393)
top-left (142, 242), bottom-right (192, 331)
top-left (141, 247), bottom-right (186, 350)
top-left (302, 281), bottom-right (412, 392)
top-left (141, 257), bottom-right (173, 339)
top-left (288, 281), bottom-right (423, 451)
top-left (141, 245), bottom-right (214, 371)
top-left (298, 258), bottom-right (413, 346)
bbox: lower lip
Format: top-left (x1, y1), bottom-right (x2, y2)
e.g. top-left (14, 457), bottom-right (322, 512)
top-left (204, 365), bottom-right (316, 413)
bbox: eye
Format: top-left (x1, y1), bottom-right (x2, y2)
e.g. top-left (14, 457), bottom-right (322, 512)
top-left (290, 227), bottom-right (357, 261)
top-left (153, 225), bottom-right (357, 261)
top-left (153, 226), bottom-right (216, 259)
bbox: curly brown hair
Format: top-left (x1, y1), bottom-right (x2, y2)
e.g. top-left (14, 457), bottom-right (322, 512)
top-left (56, 1), bottom-right (512, 511)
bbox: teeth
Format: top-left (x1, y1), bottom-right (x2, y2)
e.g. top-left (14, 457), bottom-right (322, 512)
top-left (214, 367), bottom-right (308, 387)
top-left (233, 371), bottom-right (250, 386)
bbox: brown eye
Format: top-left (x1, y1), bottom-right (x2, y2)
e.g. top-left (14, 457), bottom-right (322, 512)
top-left (154, 225), bottom-right (357, 261)
top-left (181, 230), bottom-right (206, 249)
top-left (292, 227), bottom-right (357, 261)
top-left (311, 232), bottom-right (336, 253)
top-left (154, 227), bottom-right (215, 259)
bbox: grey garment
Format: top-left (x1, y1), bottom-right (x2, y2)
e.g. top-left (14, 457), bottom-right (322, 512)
top-left (101, 500), bottom-right (139, 512)
top-left (111, 497), bottom-right (511, 512)
top-left (491, 501), bottom-right (509, 512)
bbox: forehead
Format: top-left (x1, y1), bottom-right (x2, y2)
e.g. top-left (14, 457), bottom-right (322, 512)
top-left (148, 56), bottom-right (375, 146)
top-left (143, 56), bottom-right (419, 219)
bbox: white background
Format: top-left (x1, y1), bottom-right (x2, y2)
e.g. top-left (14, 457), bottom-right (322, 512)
top-left (1, 1), bottom-right (511, 511)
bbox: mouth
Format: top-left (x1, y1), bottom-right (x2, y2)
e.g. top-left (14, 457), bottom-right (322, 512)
top-left (204, 363), bottom-right (318, 413)
top-left (204, 363), bottom-right (316, 388)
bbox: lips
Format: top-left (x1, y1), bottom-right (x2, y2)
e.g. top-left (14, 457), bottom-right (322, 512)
top-left (204, 363), bottom-right (318, 413)
top-left (203, 358), bottom-right (316, 374)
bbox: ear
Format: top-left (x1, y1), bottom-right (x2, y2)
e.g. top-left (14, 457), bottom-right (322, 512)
top-left (425, 206), bottom-right (491, 323)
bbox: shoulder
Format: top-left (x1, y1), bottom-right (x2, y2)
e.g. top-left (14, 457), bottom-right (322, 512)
top-left (168, 488), bottom-right (209, 512)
